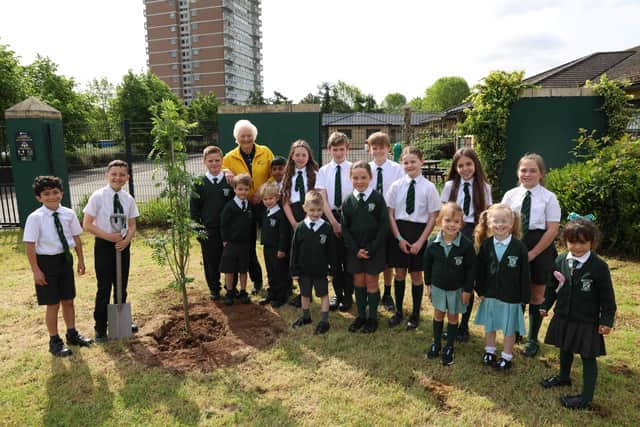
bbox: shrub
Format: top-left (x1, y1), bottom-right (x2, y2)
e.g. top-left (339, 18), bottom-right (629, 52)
top-left (546, 132), bottom-right (640, 256)
top-left (137, 197), bottom-right (171, 228)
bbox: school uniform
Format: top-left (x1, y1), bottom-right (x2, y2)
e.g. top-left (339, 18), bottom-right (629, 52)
top-left (474, 235), bottom-right (531, 336)
top-left (542, 252), bottom-right (616, 358)
top-left (290, 218), bottom-right (337, 298)
top-left (423, 232), bottom-right (475, 314)
top-left (219, 197), bottom-right (253, 274)
top-left (260, 205), bottom-right (291, 303)
top-left (83, 185), bottom-right (139, 335)
top-left (315, 160), bottom-right (353, 305)
top-left (386, 174), bottom-right (441, 271)
top-left (287, 168), bottom-right (316, 222)
top-left (341, 188), bottom-right (389, 275)
top-left (369, 159), bottom-right (404, 265)
top-left (190, 171), bottom-right (234, 297)
top-left (502, 184), bottom-right (561, 284)
top-left (23, 205), bottom-right (82, 305)
top-left (441, 178), bottom-right (492, 237)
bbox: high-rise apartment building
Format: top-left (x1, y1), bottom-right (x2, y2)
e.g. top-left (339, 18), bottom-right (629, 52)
top-left (144, 0), bottom-right (263, 104)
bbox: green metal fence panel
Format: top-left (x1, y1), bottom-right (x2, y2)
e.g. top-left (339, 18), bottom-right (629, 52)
top-left (501, 96), bottom-right (606, 194)
top-left (218, 112), bottom-right (321, 159)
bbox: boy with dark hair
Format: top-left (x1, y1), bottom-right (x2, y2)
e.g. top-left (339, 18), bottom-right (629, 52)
top-left (24, 176), bottom-right (93, 356)
top-left (191, 145), bottom-right (234, 301)
top-left (268, 155), bottom-right (287, 191)
top-left (83, 159), bottom-right (139, 342)
top-left (220, 173), bottom-right (254, 305)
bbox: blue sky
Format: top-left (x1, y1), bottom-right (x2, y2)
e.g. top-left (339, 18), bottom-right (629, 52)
top-left (1, 0), bottom-right (639, 102)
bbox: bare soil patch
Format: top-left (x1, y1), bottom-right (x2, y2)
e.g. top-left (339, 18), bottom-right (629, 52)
top-left (129, 299), bottom-right (287, 372)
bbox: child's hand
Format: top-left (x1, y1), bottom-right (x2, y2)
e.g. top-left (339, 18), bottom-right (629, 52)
top-left (331, 222), bottom-right (342, 237)
top-left (224, 170), bottom-right (235, 183)
top-left (115, 239), bottom-right (130, 251)
top-left (553, 270), bottom-right (566, 293)
top-left (539, 309), bottom-right (548, 317)
top-left (356, 249), bottom-right (369, 259)
top-left (528, 250), bottom-right (538, 262)
top-left (399, 239), bottom-right (411, 254)
top-left (409, 241), bottom-right (423, 255)
top-left (33, 269), bottom-right (47, 286)
top-left (461, 291), bottom-right (471, 305)
top-left (106, 232), bottom-right (123, 243)
top-left (77, 261), bottom-right (85, 276)
top-left (276, 251), bottom-right (286, 259)
top-left (598, 325), bottom-right (612, 335)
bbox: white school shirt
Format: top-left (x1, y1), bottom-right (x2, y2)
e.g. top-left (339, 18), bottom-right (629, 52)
top-left (266, 205), bottom-right (281, 216)
top-left (205, 171), bottom-right (225, 184)
top-left (501, 184), bottom-right (561, 230)
top-left (368, 159), bottom-right (404, 199)
top-left (303, 216), bottom-right (325, 231)
top-left (315, 160), bottom-right (353, 210)
top-left (234, 196), bottom-right (249, 209)
top-left (83, 185), bottom-right (140, 233)
top-left (440, 178), bottom-right (493, 224)
top-left (23, 205), bottom-right (82, 255)
top-left (352, 187), bottom-right (374, 201)
top-left (386, 174), bottom-right (441, 223)
top-left (567, 251), bottom-right (591, 269)
top-left (289, 168), bottom-right (316, 204)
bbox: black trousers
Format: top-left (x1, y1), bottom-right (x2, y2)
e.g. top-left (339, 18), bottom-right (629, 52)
top-left (248, 204), bottom-right (263, 285)
top-left (94, 237), bottom-right (130, 333)
top-left (332, 210), bottom-right (353, 301)
top-left (263, 247), bottom-right (289, 302)
top-left (199, 227), bottom-right (223, 295)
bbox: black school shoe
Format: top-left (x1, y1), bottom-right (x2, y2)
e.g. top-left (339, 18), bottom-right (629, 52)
top-left (382, 294), bottom-right (395, 312)
top-left (482, 352), bottom-right (496, 366)
top-left (210, 290), bottom-right (221, 301)
top-left (224, 293), bottom-right (234, 306)
top-left (560, 395), bottom-right (591, 409)
top-left (362, 318), bottom-right (378, 334)
top-left (493, 357), bottom-right (512, 371)
top-left (251, 282), bottom-right (263, 295)
top-left (259, 296), bottom-right (272, 305)
top-left (239, 291), bottom-right (251, 304)
top-left (348, 317), bottom-right (367, 332)
top-left (289, 294), bottom-right (302, 308)
top-left (271, 299), bottom-right (286, 308)
top-left (314, 321), bottom-right (330, 335)
top-left (338, 297), bottom-right (353, 312)
top-left (540, 375), bottom-right (572, 389)
top-left (426, 344), bottom-right (440, 359)
top-left (442, 346), bottom-right (455, 366)
top-left (522, 340), bottom-right (539, 357)
top-left (292, 316), bottom-right (312, 328)
top-left (406, 314), bottom-right (420, 331)
top-left (328, 296), bottom-right (340, 311)
top-left (457, 329), bottom-right (470, 343)
top-left (388, 312), bottom-right (403, 327)
top-left (66, 330), bottom-right (93, 347)
top-left (95, 330), bottom-right (108, 344)
top-left (50, 336), bottom-right (72, 357)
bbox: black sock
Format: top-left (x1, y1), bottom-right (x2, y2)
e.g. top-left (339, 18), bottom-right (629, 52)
top-left (459, 293), bottom-right (474, 332)
top-left (581, 357), bottom-right (597, 403)
top-left (528, 304), bottom-right (542, 342)
top-left (355, 287), bottom-right (367, 319)
top-left (433, 320), bottom-right (444, 349)
top-left (411, 284), bottom-right (423, 317)
top-left (303, 309), bottom-right (310, 320)
top-left (559, 350), bottom-right (574, 381)
top-left (383, 285), bottom-right (391, 298)
top-left (66, 328), bottom-right (77, 336)
top-left (394, 279), bottom-right (405, 314)
top-left (446, 323), bottom-right (458, 347)
top-left (321, 311), bottom-right (329, 323)
top-left (367, 291), bottom-right (380, 320)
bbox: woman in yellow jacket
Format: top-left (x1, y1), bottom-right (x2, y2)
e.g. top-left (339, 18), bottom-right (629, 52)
top-left (223, 120), bottom-right (274, 295)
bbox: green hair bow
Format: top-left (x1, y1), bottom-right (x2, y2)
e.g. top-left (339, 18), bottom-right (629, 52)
top-left (567, 212), bottom-right (596, 221)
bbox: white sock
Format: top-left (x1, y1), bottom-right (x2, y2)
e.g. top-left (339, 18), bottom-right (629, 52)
top-left (485, 346), bottom-right (496, 354)
top-left (501, 352), bottom-right (513, 361)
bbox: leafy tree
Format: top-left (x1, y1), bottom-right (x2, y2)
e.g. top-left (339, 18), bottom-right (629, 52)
top-left (0, 43), bottom-right (26, 118)
top-left (23, 55), bottom-right (93, 148)
top-left (271, 91), bottom-right (291, 105)
top-left (187, 92), bottom-right (218, 137)
top-left (381, 93), bottom-right (407, 112)
top-left (299, 92), bottom-right (321, 104)
top-left (586, 74), bottom-right (635, 142)
top-left (85, 77), bottom-right (116, 134)
top-left (148, 99), bottom-right (198, 335)
top-left (248, 90), bottom-right (267, 105)
top-left (421, 76), bottom-right (470, 112)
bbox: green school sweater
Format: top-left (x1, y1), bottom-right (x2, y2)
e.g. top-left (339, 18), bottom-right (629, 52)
top-left (190, 175), bottom-right (233, 229)
top-left (341, 191), bottom-right (389, 256)
top-left (220, 200), bottom-right (253, 243)
top-left (423, 233), bottom-right (476, 292)
top-left (475, 237), bottom-right (531, 303)
top-left (260, 208), bottom-right (290, 253)
top-left (290, 222), bottom-right (337, 277)
top-left (541, 252), bottom-right (616, 327)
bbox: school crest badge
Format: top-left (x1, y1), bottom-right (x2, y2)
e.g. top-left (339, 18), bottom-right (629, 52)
top-left (319, 234), bottom-right (327, 244)
top-left (269, 218), bottom-right (276, 227)
top-left (507, 256), bottom-right (519, 268)
top-left (580, 278), bottom-right (593, 292)
top-left (222, 188), bottom-right (231, 197)
top-left (368, 203), bottom-right (375, 212)
top-left (454, 256), bottom-right (463, 266)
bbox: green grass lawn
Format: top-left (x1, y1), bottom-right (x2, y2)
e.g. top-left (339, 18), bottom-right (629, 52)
top-left (1, 228), bottom-right (638, 426)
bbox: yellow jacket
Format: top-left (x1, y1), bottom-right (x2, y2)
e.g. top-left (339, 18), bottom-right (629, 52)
top-left (223, 143), bottom-right (274, 197)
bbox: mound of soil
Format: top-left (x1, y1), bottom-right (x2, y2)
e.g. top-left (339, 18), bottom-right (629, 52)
top-left (130, 299), bottom-right (287, 372)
